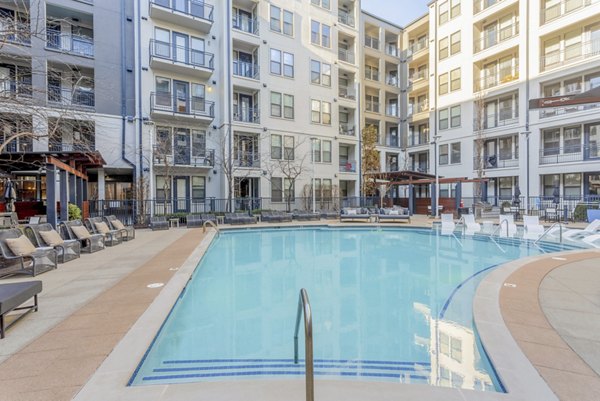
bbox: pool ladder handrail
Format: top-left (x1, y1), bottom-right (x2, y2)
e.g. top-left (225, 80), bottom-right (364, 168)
top-left (534, 222), bottom-right (565, 245)
top-left (294, 288), bottom-right (314, 401)
top-left (202, 220), bottom-right (220, 236)
top-left (488, 220), bottom-right (508, 254)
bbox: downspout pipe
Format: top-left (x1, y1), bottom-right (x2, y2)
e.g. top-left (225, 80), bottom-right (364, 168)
top-left (227, 0), bottom-right (234, 212)
top-left (121, 0), bottom-right (136, 175)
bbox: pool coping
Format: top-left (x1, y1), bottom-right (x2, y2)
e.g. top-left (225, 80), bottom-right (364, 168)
top-left (73, 225), bottom-right (566, 401)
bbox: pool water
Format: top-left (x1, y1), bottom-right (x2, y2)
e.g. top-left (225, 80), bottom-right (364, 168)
top-left (130, 227), bottom-right (578, 391)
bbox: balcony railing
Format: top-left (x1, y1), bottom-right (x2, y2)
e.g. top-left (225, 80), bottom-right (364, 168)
top-left (473, 154), bottom-right (519, 170)
top-left (233, 105), bottom-right (260, 124)
top-left (477, 114), bottom-right (519, 129)
top-left (412, 163), bottom-right (429, 173)
top-left (475, 65), bottom-right (519, 91)
top-left (386, 135), bottom-right (399, 147)
top-left (365, 69), bottom-right (379, 81)
top-left (365, 101), bottom-right (380, 113)
top-left (539, 145), bottom-right (599, 164)
top-left (232, 15), bottom-right (258, 35)
top-left (233, 60), bottom-right (259, 79)
top-left (540, 102), bottom-right (600, 118)
top-left (338, 85), bottom-right (356, 100)
top-left (386, 164), bottom-right (399, 172)
top-left (408, 135), bottom-right (429, 147)
top-left (1, 140), bottom-right (32, 153)
top-left (386, 44), bottom-right (399, 57)
top-left (474, 24), bottom-right (519, 53)
top-left (339, 162), bottom-right (357, 173)
top-left (408, 71), bottom-right (428, 86)
top-left (46, 29), bottom-right (94, 57)
top-left (49, 140), bottom-right (95, 152)
top-left (407, 40), bottom-right (428, 57)
top-left (0, 80), bottom-right (32, 98)
top-left (385, 105), bottom-right (399, 117)
top-left (386, 75), bottom-right (399, 86)
top-left (542, 0), bottom-right (597, 24)
top-left (365, 35), bottom-right (379, 50)
top-left (48, 86), bottom-right (95, 108)
top-left (154, 146), bottom-right (215, 167)
top-left (408, 101), bottom-right (429, 117)
top-left (150, 39), bottom-right (214, 69)
top-left (474, 0), bottom-right (505, 14)
top-left (338, 9), bottom-right (355, 27)
top-left (150, 0), bottom-right (214, 22)
top-left (0, 21), bottom-right (31, 45)
top-left (339, 123), bottom-right (355, 136)
top-left (151, 92), bottom-right (215, 118)
top-left (541, 39), bottom-right (600, 71)
top-left (234, 151), bottom-right (260, 168)
top-left (338, 48), bottom-right (355, 64)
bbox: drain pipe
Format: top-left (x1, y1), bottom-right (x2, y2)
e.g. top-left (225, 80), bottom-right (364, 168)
top-left (226, 0), bottom-right (234, 212)
top-left (136, 0), bottom-right (144, 178)
top-left (121, 0), bottom-right (136, 175)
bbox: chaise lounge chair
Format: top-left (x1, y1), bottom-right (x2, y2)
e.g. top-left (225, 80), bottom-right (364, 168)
top-left (24, 223), bottom-right (81, 263)
top-left (440, 213), bottom-right (456, 235)
top-left (498, 215), bottom-right (517, 237)
top-left (339, 208), bottom-right (371, 222)
top-left (292, 211), bottom-right (320, 221)
top-left (0, 229), bottom-right (58, 278)
top-left (555, 219), bottom-right (600, 241)
top-left (60, 220), bottom-right (105, 253)
top-left (186, 214), bottom-right (203, 228)
top-left (150, 216), bottom-right (169, 231)
top-left (523, 216), bottom-right (545, 240)
top-left (104, 215), bottom-right (135, 240)
top-left (0, 280), bottom-right (42, 338)
top-left (462, 214), bottom-right (481, 235)
top-left (377, 208), bottom-right (411, 223)
top-left (85, 217), bottom-right (123, 246)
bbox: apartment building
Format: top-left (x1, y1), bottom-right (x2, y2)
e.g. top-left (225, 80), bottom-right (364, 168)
top-left (0, 0), bottom-right (135, 222)
top-left (418, 0), bottom-right (600, 203)
top-left (360, 11), bottom-right (402, 182)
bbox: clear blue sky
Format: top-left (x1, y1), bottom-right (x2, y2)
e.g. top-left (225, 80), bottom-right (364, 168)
top-left (361, 0), bottom-right (430, 27)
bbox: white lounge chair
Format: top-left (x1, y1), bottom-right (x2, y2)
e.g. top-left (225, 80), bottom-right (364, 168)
top-left (582, 234), bottom-right (600, 248)
top-left (462, 214), bottom-right (481, 235)
top-left (561, 219), bottom-right (600, 240)
top-left (523, 216), bottom-right (545, 240)
top-left (441, 213), bottom-right (455, 235)
top-left (498, 214), bottom-right (517, 237)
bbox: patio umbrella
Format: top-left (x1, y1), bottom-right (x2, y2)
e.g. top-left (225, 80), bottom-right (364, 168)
top-left (512, 186), bottom-right (521, 206)
top-left (3, 179), bottom-right (16, 212)
top-left (552, 185), bottom-right (560, 205)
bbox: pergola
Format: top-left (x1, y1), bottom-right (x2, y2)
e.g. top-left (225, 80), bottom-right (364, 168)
top-left (0, 151), bottom-right (105, 227)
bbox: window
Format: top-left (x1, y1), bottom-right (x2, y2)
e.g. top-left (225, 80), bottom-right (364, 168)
top-left (322, 24), bottom-right (331, 48)
top-left (310, 20), bottom-right (330, 47)
top-left (322, 63), bottom-right (331, 86)
top-left (564, 173), bottom-right (581, 198)
top-left (543, 128), bottom-right (560, 155)
top-left (450, 0), bottom-right (461, 18)
top-left (439, 37), bottom-right (449, 59)
top-left (283, 52), bottom-right (294, 78)
top-left (563, 126), bottom-right (581, 153)
top-left (439, 73), bottom-right (448, 95)
top-left (439, 109), bottom-right (449, 130)
top-left (311, 100), bottom-right (330, 124)
top-left (450, 68), bottom-right (461, 91)
top-left (439, 1), bottom-right (449, 24)
top-left (450, 31), bottom-right (461, 54)
top-left (365, 65), bottom-right (379, 81)
top-left (156, 127), bottom-right (172, 155)
top-left (323, 140), bottom-right (331, 162)
top-left (322, 179), bottom-right (332, 199)
top-left (270, 92), bottom-right (294, 119)
top-left (191, 177), bottom-right (205, 199)
top-left (154, 28), bottom-right (170, 57)
top-left (312, 138), bottom-right (321, 162)
top-left (156, 176), bottom-right (170, 200)
top-left (451, 106), bottom-right (461, 127)
top-left (322, 101), bottom-right (331, 125)
top-left (192, 130), bottom-right (206, 157)
top-left (311, 21), bottom-right (320, 45)
top-left (284, 136), bottom-right (294, 160)
top-left (283, 94), bottom-right (294, 119)
top-left (270, 49), bottom-right (281, 75)
top-left (310, 60), bottom-right (330, 86)
top-left (451, 142), bottom-right (461, 163)
top-left (439, 144), bottom-right (449, 165)
top-left (270, 49), bottom-right (294, 77)
top-left (271, 92), bottom-right (282, 117)
top-left (311, 139), bottom-right (331, 163)
top-left (311, 0), bottom-right (330, 10)
top-left (543, 174), bottom-right (560, 197)
top-left (271, 134), bottom-right (282, 159)
top-left (271, 177), bottom-right (283, 202)
top-left (271, 6), bottom-right (293, 36)
top-left (311, 100), bottom-right (321, 123)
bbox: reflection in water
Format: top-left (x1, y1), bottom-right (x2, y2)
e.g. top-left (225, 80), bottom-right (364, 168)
top-left (131, 228), bottom-right (545, 390)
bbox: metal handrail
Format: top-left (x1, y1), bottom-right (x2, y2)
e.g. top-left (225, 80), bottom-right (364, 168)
top-left (456, 216), bottom-right (466, 236)
top-left (492, 219), bottom-right (509, 238)
top-left (294, 288), bottom-right (314, 401)
top-left (202, 220), bottom-right (220, 236)
top-left (534, 222), bottom-right (565, 245)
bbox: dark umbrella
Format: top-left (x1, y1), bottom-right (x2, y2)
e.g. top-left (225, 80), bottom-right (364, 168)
top-left (3, 179), bottom-right (16, 212)
top-left (552, 185), bottom-right (560, 205)
top-left (512, 186), bottom-right (521, 206)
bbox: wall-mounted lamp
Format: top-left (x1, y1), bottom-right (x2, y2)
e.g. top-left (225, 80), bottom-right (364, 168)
top-left (212, 80), bottom-right (217, 85)
top-left (263, 40), bottom-right (267, 44)
top-left (262, 83), bottom-right (267, 88)
top-left (263, 127), bottom-right (268, 132)
top-left (143, 167), bottom-right (150, 172)
top-left (262, 170), bottom-right (268, 176)
top-left (213, 170), bottom-right (217, 175)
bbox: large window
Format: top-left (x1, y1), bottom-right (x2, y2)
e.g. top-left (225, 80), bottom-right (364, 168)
top-left (439, 73), bottom-right (449, 95)
top-left (564, 173), bottom-right (581, 197)
top-left (270, 49), bottom-right (294, 78)
top-left (310, 100), bottom-right (331, 125)
top-left (311, 0), bottom-right (330, 10)
top-left (310, 60), bottom-right (331, 86)
top-left (270, 92), bottom-right (294, 119)
top-left (439, 1), bottom-right (449, 25)
top-left (440, 105), bottom-right (461, 129)
top-left (450, 0), bottom-right (461, 18)
top-left (310, 20), bottom-right (330, 47)
top-left (563, 126), bottom-right (581, 153)
top-left (439, 144), bottom-right (449, 165)
top-left (451, 142), bottom-right (461, 164)
top-left (271, 5), bottom-right (293, 36)
top-left (450, 68), bottom-right (461, 91)
top-left (312, 139), bottom-right (332, 163)
top-left (192, 177), bottom-right (205, 199)
top-left (271, 134), bottom-right (294, 160)
top-left (542, 128), bottom-right (561, 155)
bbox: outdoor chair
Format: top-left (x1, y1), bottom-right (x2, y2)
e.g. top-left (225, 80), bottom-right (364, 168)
top-left (60, 220), bottom-right (105, 253)
top-left (150, 216), bottom-right (169, 231)
top-left (200, 214), bottom-right (218, 225)
top-left (85, 217), bottom-right (123, 247)
top-left (544, 207), bottom-right (558, 222)
top-left (275, 211), bottom-right (293, 222)
top-left (293, 211), bottom-right (320, 221)
top-left (104, 215), bottom-right (135, 240)
top-left (0, 229), bottom-right (57, 278)
top-left (186, 214), bottom-right (203, 228)
top-left (552, 219), bottom-right (600, 241)
top-left (462, 214), bottom-right (481, 234)
top-left (339, 208), bottom-right (371, 222)
top-left (523, 216), bottom-right (545, 239)
top-left (224, 213), bottom-right (240, 224)
top-left (440, 213), bottom-right (456, 235)
top-left (319, 210), bottom-right (339, 219)
top-left (24, 223), bottom-right (81, 263)
top-left (377, 208), bottom-right (410, 223)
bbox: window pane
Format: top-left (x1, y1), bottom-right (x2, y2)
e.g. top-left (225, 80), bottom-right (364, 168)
top-left (323, 140), bottom-right (331, 162)
top-left (451, 142), bottom-right (461, 163)
top-left (271, 134), bottom-right (282, 159)
top-left (283, 94), bottom-right (294, 119)
top-left (439, 108), bottom-right (449, 130)
top-left (283, 11), bottom-right (293, 36)
top-left (322, 63), bottom-right (331, 86)
top-left (311, 60), bottom-right (321, 84)
top-left (451, 105), bottom-right (461, 127)
top-left (271, 177), bottom-right (283, 201)
top-left (283, 52), bottom-right (294, 77)
top-left (311, 100), bottom-right (321, 123)
top-left (311, 21), bottom-right (320, 44)
top-left (270, 49), bottom-right (281, 75)
top-left (270, 6), bottom-right (281, 31)
top-left (322, 24), bottom-right (330, 47)
top-left (271, 92), bottom-right (282, 117)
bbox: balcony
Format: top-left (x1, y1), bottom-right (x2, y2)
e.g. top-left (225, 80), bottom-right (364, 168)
top-left (339, 161), bottom-right (357, 173)
top-left (385, 134), bottom-right (399, 147)
top-left (386, 44), bottom-right (399, 57)
top-left (365, 100), bottom-right (380, 113)
top-left (338, 9), bottom-right (355, 28)
top-left (48, 140), bottom-right (95, 152)
top-left (385, 105), bottom-right (399, 117)
top-left (234, 151), bottom-right (260, 168)
top-left (1, 138), bottom-right (32, 153)
top-left (474, 0), bottom-right (507, 14)
top-left (365, 69), bottom-right (379, 82)
top-left (233, 16), bottom-right (258, 35)
top-left (479, 115), bottom-right (519, 129)
top-left (474, 24), bottom-right (519, 53)
top-left (412, 162), bottom-right (429, 173)
top-left (407, 40), bottom-right (428, 58)
top-left (233, 61), bottom-right (259, 80)
top-left (150, 39), bottom-right (214, 78)
top-left (407, 134), bottom-right (429, 148)
top-left (154, 146), bottom-right (215, 167)
top-left (149, 0), bottom-right (214, 33)
top-left (0, 80), bottom-right (32, 98)
top-left (338, 48), bottom-right (355, 64)
top-left (339, 85), bottom-right (356, 100)
top-left (46, 29), bottom-right (93, 57)
top-left (365, 35), bottom-right (379, 50)
top-left (473, 154), bottom-right (519, 170)
top-left (541, 0), bottom-right (598, 24)
top-left (541, 39), bottom-right (600, 72)
top-left (475, 65), bottom-right (519, 91)
top-left (150, 92), bottom-right (215, 121)
top-left (385, 75), bottom-right (399, 87)
top-left (339, 123), bottom-right (356, 136)
top-left (539, 145), bottom-right (599, 165)
top-left (408, 101), bottom-right (429, 121)
top-left (233, 105), bottom-right (260, 124)
top-left (540, 102), bottom-right (600, 118)
top-left (47, 86), bottom-right (95, 109)
top-left (0, 20), bottom-right (31, 46)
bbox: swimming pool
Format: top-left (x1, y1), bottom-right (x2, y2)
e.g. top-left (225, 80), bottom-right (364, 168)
top-left (129, 227), bottom-right (578, 391)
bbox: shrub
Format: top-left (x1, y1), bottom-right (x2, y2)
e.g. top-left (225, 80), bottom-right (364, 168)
top-left (68, 203), bottom-right (82, 220)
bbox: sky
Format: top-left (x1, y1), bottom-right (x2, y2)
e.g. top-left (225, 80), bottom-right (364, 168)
top-left (361, 0), bottom-right (430, 27)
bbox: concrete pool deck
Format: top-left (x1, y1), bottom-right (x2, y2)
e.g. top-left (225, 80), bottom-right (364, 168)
top-left (0, 218), bottom-right (598, 400)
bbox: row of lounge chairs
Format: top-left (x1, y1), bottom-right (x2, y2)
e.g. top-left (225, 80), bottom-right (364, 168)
top-left (339, 207), bottom-right (411, 223)
top-left (0, 216), bottom-right (135, 279)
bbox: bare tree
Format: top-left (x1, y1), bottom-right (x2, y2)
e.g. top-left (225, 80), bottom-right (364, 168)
top-left (361, 124), bottom-right (380, 196)
top-left (473, 92), bottom-right (486, 200)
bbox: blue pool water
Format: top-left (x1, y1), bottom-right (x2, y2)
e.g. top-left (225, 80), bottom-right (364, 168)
top-left (130, 227), bottom-right (578, 391)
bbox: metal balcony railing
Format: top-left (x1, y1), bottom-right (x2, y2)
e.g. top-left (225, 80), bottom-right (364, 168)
top-left (386, 75), bottom-right (399, 86)
top-left (412, 163), bottom-right (429, 173)
top-left (154, 146), bottom-right (215, 167)
top-left (407, 40), bottom-right (428, 57)
top-left (47, 86), bottom-right (95, 108)
top-left (473, 154), bottom-right (519, 170)
top-left (150, 39), bottom-right (214, 69)
top-left (338, 85), bottom-right (356, 100)
top-left (233, 60), bottom-right (259, 79)
top-left (476, 114), bottom-right (519, 129)
top-left (541, 39), bottom-right (600, 71)
top-left (542, 0), bottom-right (597, 24)
top-left (385, 105), bottom-right (399, 117)
top-left (232, 16), bottom-right (259, 35)
top-left (0, 21), bottom-right (31, 45)
top-left (233, 105), bottom-right (260, 124)
top-left (408, 71), bottom-right (428, 86)
top-left (46, 29), bottom-right (94, 57)
top-left (150, 0), bottom-right (214, 22)
top-left (475, 65), bottom-right (519, 91)
top-left (474, 24), bottom-right (519, 53)
top-left (48, 140), bottom-right (95, 152)
top-left (338, 9), bottom-right (355, 27)
top-left (386, 136), bottom-right (399, 147)
top-left (408, 135), bottom-right (429, 147)
top-left (338, 48), bottom-right (355, 64)
top-left (339, 162), bottom-right (356, 172)
top-left (365, 101), bottom-right (380, 113)
top-left (151, 92), bottom-right (215, 118)
top-left (365, 69), bottom-right (379, 81)
top-left (474, 0), bottom-right (504, 14)
top-left (339, 123), bottom-right (355, 136)
top-left (540, 102), bottom-right (600, 118)
top-left (365, 35), bottom-right (379, 49)
top-left (0, 80), bottom-right (32, 98)
top-left (539, 145), bottom-right (599, 164)
top-left (234, 151), bottom-right (260, 168)
top-left (386, 44), bottom-right (399, 57)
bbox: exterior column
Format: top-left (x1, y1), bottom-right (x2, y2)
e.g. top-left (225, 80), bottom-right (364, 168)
top-left (431, 183), bottom-right (437, 217)
top-left (46, 164), bottom-right (57, 228)
top-left (98, 168), bottom-right (106, 200)
top-left (69, 173), bottom-right (77, 205)
top-left (60, 170), bottom-right (69, 222)
top-left (408, 183), bottom-right (414, 215)
top-left (455, 182), bottom-right (462, 210)
top-left (76, 177), bottom-right (84, 209)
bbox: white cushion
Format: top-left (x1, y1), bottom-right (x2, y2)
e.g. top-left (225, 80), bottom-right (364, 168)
top-left (389, 210), bottom-right (399, 215)
top-left (6, 236), bottom-right (36, 256)
top-left (112, 219), bottom-right (126, 230)
top-left (94, 222), bottom-right (110, 234)
top-left (71, 225), bottom-right (91, 239)
top-left (347, 209), bottom-right (357, 215)
top-left (39, 229), bottom-right (64, 246)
